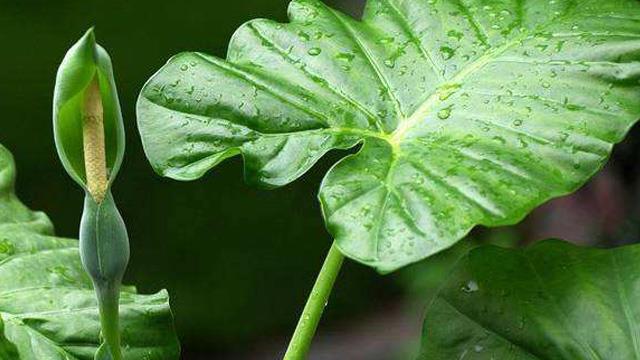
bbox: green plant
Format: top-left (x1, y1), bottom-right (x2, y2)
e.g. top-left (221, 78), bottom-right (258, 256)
top-left (420, 239), bottom-right (640, 359)
top-left (0, 144), bottom-right (179, 359)
top-left (50, 29), bottom-right (178, 359)
top-left (136, 0), bottom-right (640, 357)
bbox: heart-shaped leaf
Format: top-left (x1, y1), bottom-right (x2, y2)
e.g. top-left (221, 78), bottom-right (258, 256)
top-left (419, 239), bottom-right (640, 359)
top-left (0, 144), bottom-right (179, 359)
top-left (137, 0), bottom-right (640, 272)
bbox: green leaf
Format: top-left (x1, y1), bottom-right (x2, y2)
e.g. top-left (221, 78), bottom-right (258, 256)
top-left (0, 317), bottom-right (19, 359)
top-left (137, 0), bottom-right (640, 272)
top-left (419, 239), bottom-right (640, 359)
top-left (53, 28), bottom-right (125, 189)
top-left (0, 144), bottom-right (179, 359)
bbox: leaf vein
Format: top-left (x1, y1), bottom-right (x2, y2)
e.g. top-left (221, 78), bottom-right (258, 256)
top-left (523, 256), bottom-right (602, 360)
top-left (405, 157), bottom-right (503, 217)
top-left (247, 22), bottom-right (385, 132)
top-left (322, 3), bottom-right (406, 120)
top-left (436, 297), bottom-right (543, 359)
top-left (611, 252), bottom-right (640, 359)
top-left (192, 52), bottom-right (331, 127)
top-left (379, 0), bottom-right (446, 81)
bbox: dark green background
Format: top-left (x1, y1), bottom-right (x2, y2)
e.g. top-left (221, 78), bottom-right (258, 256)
top-left (2, 0), bottom-right (639, 359)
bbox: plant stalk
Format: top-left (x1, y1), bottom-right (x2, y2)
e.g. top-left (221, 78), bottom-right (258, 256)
top-left (96, 282), bottom-right (123, 360)
top-left (283, 242), bottom-right (344, 360)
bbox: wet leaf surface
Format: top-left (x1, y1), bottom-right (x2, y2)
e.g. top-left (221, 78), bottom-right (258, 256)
top-left (137, 0), bottom-right (640, 272)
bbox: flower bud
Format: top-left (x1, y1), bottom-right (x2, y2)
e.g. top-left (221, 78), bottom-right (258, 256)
top-left (53, 28), bottom-right (125, 201)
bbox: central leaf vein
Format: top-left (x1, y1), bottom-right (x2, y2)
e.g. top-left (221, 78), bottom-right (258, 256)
top-left (323, 2), bottom-right (406, 121)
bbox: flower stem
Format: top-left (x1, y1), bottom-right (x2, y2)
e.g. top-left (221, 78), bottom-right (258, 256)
top-left (283, 242), bottom-right (344, 360)
top-left (96, 281), bottom-right (123, 360)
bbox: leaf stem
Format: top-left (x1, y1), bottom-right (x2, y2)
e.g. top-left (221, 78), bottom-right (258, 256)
top-left (96, 282), bottom-right (123, 360)
top-left (283, 242), bottom-right (344, 360)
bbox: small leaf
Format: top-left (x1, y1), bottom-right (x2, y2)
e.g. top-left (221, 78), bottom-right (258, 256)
top-left (137, 0), bottom-right (640, 271)
top-left (0, 145), bottom-right (179, 358)
top-left (419, 239), bottom-right (640, 360)
top-left (53, 28), bottom-right (125, 189)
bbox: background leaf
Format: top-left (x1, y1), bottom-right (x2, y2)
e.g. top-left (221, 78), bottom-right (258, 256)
top-left (0, 144), bottom-right (179, 360)
top-left (419, 239), bottom-right (640, 359)
top-left (137, 0), bottom-right (640, 272)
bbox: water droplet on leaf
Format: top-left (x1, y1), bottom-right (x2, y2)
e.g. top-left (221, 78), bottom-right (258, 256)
top-left (438, 106), bottom-right (452, 120)
top-left (308, 47), bottom-right (322, 56)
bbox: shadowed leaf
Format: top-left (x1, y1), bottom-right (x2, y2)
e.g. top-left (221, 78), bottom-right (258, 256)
top-left (420, 240), bottom-right (640, 359)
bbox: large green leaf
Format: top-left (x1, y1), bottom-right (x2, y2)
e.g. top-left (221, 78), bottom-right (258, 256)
top-left (419, 239), bottom-right (640, 359)
top-left (137, 0), bottom-right (640, 272)
top-left (0, 144), bottom-right (179, 359)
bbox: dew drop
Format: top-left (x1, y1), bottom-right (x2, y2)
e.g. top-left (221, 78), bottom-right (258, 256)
top-left (462, 280), bottom-right (479, 293)
top-left (440, 46), bottom-right (456, 60)
top-left (335, 52), bottom-right (355, 62)
top-left (298, 31), bottom-right (311, 41)
top-left (0, 240), bottom-right (14, 255)
top-left (384, 58), bottom-right (396, 68)
top-left (308, 47), bottom-right (322, 56)
top-left (447, 29), bottom-right (463, 41)
top-left (438, 106), bottom-right (452, 120)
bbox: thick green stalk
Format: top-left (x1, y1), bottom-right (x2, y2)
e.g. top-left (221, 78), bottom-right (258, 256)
top-left (283, 243), bottom-right (344, 360)
top-left (95, 282), bottom-right (123, 360)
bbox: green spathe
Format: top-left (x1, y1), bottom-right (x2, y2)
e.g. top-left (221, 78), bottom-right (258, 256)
top-left (53, 28), bottom-right (125, 189)
top-left (137, 0), bottom-right (640, 272)
top-left (419, 239), bottom-right (640, 359)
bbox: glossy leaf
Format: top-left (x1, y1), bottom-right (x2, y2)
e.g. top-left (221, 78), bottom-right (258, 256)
top-left (0, 145), bottom-right (179, 359)
top-left (419, 239), bottom-right (640, 359)
top-left (137, 0), bottom-right (640, 271)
